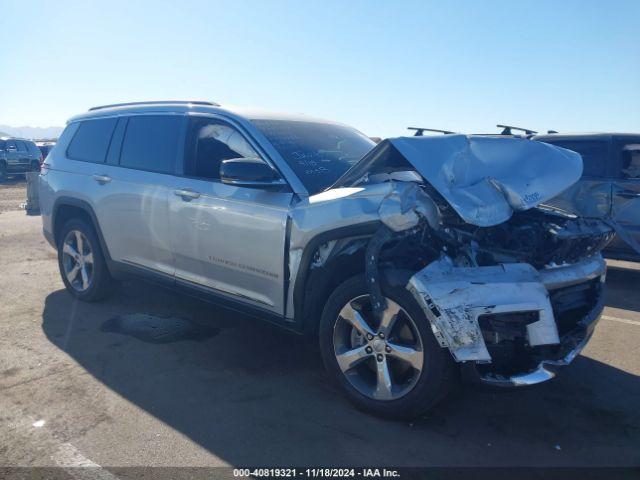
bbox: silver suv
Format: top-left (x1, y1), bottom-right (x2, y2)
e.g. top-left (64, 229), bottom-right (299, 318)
top-left (39, 101), bottom-right (613, 419)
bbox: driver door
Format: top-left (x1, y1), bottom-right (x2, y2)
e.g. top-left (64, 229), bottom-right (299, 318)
top-left (169, 116), bottom-right (293, 314)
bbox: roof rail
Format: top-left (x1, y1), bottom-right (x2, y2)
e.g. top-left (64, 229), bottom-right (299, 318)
top-left (88, 100), bottom-right (220, 111)
top-left (497, 124), bottom-right (537, 135)
top-left (408, 127), bottom-right (455, 136)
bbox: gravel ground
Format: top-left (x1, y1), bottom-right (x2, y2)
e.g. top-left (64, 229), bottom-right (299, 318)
top-left (0, 178), bottom-right (27, 213)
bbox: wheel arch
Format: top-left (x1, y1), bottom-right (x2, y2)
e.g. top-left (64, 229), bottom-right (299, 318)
top-left (293, 222), bottom-right (381, 336)
top-left (52, 197), bottom-right (113, 265)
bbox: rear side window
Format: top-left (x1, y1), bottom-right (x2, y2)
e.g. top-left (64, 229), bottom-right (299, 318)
top-left (0, 140), bottom-right (6, 150)
top-left (67, 118), bottom-right (118, 163)
top-left (120, 115), bottom-right (182, 174)
top-left (16, 141), bottom-right (27, 152)
top-left (544, 140), bottom-right (607, 178)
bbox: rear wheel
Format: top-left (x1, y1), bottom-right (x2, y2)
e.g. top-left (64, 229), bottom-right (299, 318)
top-left (58, 218), bottom-right (115, 302)
top-left (319, 275), bottom-right (455, 419)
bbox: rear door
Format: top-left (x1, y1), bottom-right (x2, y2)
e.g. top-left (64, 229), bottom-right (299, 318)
top-left (540, 139), bottom-right (612, 218)
top-left (168, 115), bottom-right (293, 314)
top-left (609, 137), bottom-right (640, 257)
top-left (93, 114), bottom-right (185, 276)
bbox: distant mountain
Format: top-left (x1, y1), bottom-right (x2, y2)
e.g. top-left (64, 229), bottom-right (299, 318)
top-left (0, 125), bottom-right (63, 140)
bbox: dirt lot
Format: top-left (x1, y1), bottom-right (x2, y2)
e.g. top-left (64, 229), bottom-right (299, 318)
top-left (0, 178), bottom-right (28, 213)
top-left (1, 182), bottom-right (639, 471)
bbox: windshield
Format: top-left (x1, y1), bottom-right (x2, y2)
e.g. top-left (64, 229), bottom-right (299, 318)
top-left (251, 119), bottom-right (375, 194)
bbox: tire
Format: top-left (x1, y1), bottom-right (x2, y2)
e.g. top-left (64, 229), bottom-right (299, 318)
top-left (57, 218), bottom-right (116, 302)
top-left (319, 274), bottom-right (455, 420)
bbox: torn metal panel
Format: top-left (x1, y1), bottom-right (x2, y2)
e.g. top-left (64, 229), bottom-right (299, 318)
top-left (289, 181), bottom-right (443, 252)
top-left (312, 240), bottom-right (337, 267)
top-left (477, 286), bottom-right (605, 386)
top-left (378, 181), bottom-right (441, 232)
top-left (335, 134), bottom-right (583, 227)
top-left (408, 257), bottom-right (583, 362)
top-left (408, 255), bottom-right (606, 363)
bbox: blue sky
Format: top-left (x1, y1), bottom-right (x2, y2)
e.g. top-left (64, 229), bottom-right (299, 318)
top-left (1, 0), bottom-right (639, 137)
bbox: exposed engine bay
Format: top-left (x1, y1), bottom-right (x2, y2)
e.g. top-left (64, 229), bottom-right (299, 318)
top-left (298, 134), bottom-right (614, 386)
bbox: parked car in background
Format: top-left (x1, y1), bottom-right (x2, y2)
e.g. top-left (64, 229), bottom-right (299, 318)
top-left (0, 137), bottom-right (43, 180)
top-left (39, 101), bottom-right (613, 418)
top-left (36, 141), bottom-right (56, 162)
top-left (534, 133), bottom-right (640, 261)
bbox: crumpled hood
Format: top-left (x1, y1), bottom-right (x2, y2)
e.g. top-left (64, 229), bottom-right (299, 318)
top-left (333, 134), bottom-right (583, 227)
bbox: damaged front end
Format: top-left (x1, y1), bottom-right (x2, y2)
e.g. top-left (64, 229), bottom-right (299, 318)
top-left (304, 134), bottom-right (614, 386)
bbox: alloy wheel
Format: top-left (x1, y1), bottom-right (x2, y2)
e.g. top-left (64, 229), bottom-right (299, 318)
top-left (61, 230), bottom-right (94, 292)
top-left (333, 295), bottom-right (424, 401)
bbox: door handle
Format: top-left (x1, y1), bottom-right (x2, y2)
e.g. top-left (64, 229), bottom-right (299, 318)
top-left (174, 188), bottom-right (201, 200)
top-left (92, 174), bottom-right (112, 184)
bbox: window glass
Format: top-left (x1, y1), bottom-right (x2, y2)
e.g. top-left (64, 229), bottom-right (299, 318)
top-left (621, 144), bottom-right (640, 179)
top-left (0, 140), bottom-right (6, 150)
top-left (67, 118), bottom-right (118, 163)
top-left (120, 116), bottom-right (182, 173)
top-left (105, 118), bottom-right (127, 165)
top-left (6, 140), bottom-right (17, 150)
top-left (544, 140), bottom-right (607, 178)
top-left (251, 119), bottom-right (375, 194)
top-left (184, 118), bottom-right (260, 180)
top-left (26, 141), bottom-right (40, 156)
top-left (16, 141), bottom-right (27, 152)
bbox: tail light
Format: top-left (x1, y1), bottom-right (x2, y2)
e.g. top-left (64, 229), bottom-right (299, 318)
top-left (40, 162), bottom-right (50, 175)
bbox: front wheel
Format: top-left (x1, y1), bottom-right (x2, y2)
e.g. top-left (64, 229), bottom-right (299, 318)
top-left (319, 275), bottom-right (455, 420)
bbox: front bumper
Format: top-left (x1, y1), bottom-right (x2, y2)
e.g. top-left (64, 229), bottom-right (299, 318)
top-left (468, 286), bottom-right (603, 386)
top-left (408, 255), bottom-right (606, 386)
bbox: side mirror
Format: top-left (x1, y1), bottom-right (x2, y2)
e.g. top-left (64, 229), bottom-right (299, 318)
top-left (220, 158), bottom-right (286, 189)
